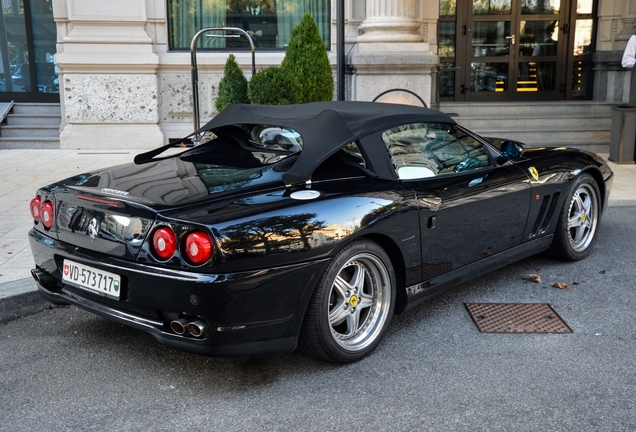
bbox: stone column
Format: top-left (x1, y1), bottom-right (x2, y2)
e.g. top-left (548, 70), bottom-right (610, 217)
top-left (349, 0), bottom-right (438, 108)
top-left (357, 0), bottom-right (422, 48)
top-left (54, 0), bottom-right (164, 149)
top-left (616, 18), bottom-right (636, 43)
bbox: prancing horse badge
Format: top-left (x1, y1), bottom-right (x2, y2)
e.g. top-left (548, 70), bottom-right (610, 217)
top-left (87, 218), bottom-right (100, 241)
top-left (529, 167), bottom-right (539, 181)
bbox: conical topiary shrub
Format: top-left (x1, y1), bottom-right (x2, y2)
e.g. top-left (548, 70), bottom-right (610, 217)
top-left (215, 53), bottom-right (249, 112)
top-left (281, 13), bottom-right (334, 103)
top-left (248, 66), bottom-right (298, 105)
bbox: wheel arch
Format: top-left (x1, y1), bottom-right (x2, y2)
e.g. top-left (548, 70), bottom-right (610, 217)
top-left (581, 167), bottom-right (608, 212)
top-left (358, 233), bottom-right (409, 315)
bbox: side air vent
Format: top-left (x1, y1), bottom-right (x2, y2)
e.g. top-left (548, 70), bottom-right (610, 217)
top-left (530, 192), bottom-right (561, 238)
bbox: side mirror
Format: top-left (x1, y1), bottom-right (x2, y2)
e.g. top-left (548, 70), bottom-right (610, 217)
top-left (499, 140), bottom-right (524, 162)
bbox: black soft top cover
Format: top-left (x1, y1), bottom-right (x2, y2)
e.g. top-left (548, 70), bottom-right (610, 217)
top-left (201, 101), bottom-right (455, 185)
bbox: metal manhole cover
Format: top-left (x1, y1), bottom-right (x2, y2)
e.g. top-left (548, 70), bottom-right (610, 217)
top-left (465, 303), bottom-right (572, 333)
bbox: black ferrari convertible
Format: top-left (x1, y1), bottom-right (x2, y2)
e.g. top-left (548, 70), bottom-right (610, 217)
top-left (29, 101), bottom-right (613, 363)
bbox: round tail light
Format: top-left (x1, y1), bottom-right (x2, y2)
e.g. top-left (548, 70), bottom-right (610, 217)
top-left (30, 197), bottom-right (41, 223)
top-left (41, 201), bottom-right (54, 229)
top-left (152, 227), bottom-right (177, 260)
top-left (184, 231), bottom-right (213, 265)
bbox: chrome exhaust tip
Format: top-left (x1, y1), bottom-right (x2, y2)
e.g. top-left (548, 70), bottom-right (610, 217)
top-left (31, 268), bottom-right (54, 287)
top-left (170, 318), bottom-right (189, 335)
top-left (187, 320), bottom-right (208, 338)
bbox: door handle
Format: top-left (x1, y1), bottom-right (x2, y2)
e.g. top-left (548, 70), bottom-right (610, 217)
top-left (469, 177), bottom-right (484, 187)
top-left (505, 35), bottom-right (515, 45)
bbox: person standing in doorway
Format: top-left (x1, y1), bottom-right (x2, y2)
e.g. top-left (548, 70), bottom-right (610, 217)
top-left (622, 34), bottom-right (636, 69)
top-left (623, 34), bottom-right (636, 106)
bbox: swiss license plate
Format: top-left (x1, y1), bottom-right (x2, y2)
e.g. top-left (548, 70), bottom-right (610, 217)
top-left (62, 259), bottom-right (121, 299)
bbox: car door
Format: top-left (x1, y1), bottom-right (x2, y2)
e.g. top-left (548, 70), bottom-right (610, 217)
top-left (380, 122), bottom-right (532, 282)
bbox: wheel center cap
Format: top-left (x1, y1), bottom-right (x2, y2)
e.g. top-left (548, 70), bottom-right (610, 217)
top-left (349, 295), bottom-right (358, 307)
top-left (581, 214), bottom-right (586, 223)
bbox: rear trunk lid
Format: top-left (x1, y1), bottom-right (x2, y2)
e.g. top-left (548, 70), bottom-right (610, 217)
top-left (39, 156), bottom-right (287, 259)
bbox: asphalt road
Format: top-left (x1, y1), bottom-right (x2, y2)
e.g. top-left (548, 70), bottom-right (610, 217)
top-left (1, 207), bottom-right (635, 431)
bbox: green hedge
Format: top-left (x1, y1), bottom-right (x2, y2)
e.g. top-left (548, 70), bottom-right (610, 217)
top-left (248, 66), bottom-right (298, 105)
top-left (281, 13), bottom-right (334, 103)
top-left (215, 53), bottom-right (249, 112)
top-left (215, 14), bottom-right (333, 108)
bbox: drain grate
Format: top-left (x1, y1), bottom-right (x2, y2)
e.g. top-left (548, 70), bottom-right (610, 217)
top-left (465, 303), bottom-right (572, 333)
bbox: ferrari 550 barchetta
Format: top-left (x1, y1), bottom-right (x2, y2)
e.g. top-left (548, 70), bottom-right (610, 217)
top-left (29, 102), bottom-right (613, 363)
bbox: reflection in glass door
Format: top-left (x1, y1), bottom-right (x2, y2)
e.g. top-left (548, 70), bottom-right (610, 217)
top-left (469, 19), bottom-right (513, 98)
top-left (0, 0), bottom-right (58, 102)
top-left (438, 0), bottom-right (596, 102)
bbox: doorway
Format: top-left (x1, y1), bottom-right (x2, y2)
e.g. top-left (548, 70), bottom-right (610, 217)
top-left (0, 0), bottom-right (58, 103)
top-left (438, 0), bottom-right (596, 102)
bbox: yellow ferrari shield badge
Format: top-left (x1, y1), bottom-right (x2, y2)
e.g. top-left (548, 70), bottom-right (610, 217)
top-left (349, 295), bottom-right (358, 307)
top-left (529, 167), bottom-right (539, 181)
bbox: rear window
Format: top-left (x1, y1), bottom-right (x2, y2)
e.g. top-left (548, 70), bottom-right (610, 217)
top-left (183, 124), bottom-right (303, 168)
top-left (249, 126), bottom-right (303, 153)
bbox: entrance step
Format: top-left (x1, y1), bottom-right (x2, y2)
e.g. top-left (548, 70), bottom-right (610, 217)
top-left (439, 101), bottom-right (614, 154)
top-left (0, 137), bottom-right (61, 149)
top-left (0, 103), bottom-right (61, 149)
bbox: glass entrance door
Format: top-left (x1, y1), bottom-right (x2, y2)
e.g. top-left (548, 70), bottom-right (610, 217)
top-left (464, 0), bottom-right (566, 101)
top-left (439, 0), bottom-right (596, 102)
top-left (0, 0), bottom-right (58, 102)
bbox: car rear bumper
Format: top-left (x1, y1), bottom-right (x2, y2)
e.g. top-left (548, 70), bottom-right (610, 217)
top-left (29, 228), bottom-right (328, 357)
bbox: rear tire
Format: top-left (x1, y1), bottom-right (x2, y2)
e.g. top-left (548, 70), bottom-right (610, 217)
top-left (547, 173), bottom-right (600, 261)
top-left (299, 240), bottom-right (396, 363)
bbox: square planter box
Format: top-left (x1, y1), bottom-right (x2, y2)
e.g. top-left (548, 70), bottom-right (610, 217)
top-left (609, 105), bottom-right (636, 164)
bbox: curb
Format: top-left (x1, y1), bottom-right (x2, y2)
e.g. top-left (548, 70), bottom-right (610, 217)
top-left (609, 199), bottom-right (636, 207)
top-left (0, 278), bottom-right (50, 322)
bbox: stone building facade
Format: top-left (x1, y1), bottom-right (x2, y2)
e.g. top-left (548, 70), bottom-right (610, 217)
top-left (30, 0), bottom-right (636, 148)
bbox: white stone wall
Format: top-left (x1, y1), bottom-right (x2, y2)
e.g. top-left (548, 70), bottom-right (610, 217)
top-left (64, 75), bottom-right (159, 123)
top-left (54, 0), bottom-right (164, 149)
top-left (52, 0), bottom-right (443, 148)
top-left (349, 0), bottom-right (439, 107)
top-left (158, 72), bottom-right (219, 138)
top-left (597, 0), bottom-right (636, 52)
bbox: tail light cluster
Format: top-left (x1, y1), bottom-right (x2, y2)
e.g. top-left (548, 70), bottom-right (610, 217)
top-left (30, 196), bottom-right (54, 229)
top-left (150, 226), bottom-right (214, 266)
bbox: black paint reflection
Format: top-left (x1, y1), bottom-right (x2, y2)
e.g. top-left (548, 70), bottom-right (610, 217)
top-left (219, 213), bottom-right (328, 256)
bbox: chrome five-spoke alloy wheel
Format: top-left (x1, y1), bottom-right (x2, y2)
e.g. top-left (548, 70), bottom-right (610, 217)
top-left (328, 252), bottom-right (392, 352)
top-left (548, 173), bottom-right (601, 261)
top-left (566, 183), bottom-right (598, 253)
top-left (300, 240), bottom-right (396, 363)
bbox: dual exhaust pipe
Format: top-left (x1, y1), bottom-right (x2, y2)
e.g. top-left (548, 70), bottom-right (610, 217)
top-left (170, 317), bottom-right (208, 338)
top-left (33, 267), bottom-right (209, 339)
top-left (31, 268), bottom-right (55, 287)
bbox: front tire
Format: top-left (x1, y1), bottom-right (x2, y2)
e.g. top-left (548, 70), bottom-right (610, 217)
top-left (548, 173), bottom-right (600, 261)
top-left (299, 240), bottom-right (396, 363)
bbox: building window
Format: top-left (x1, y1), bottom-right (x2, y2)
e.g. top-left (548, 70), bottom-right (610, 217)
top-left (0, 0), bottom-right (58, 100)
top-left (168, 0), bottom-right (331, 50)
